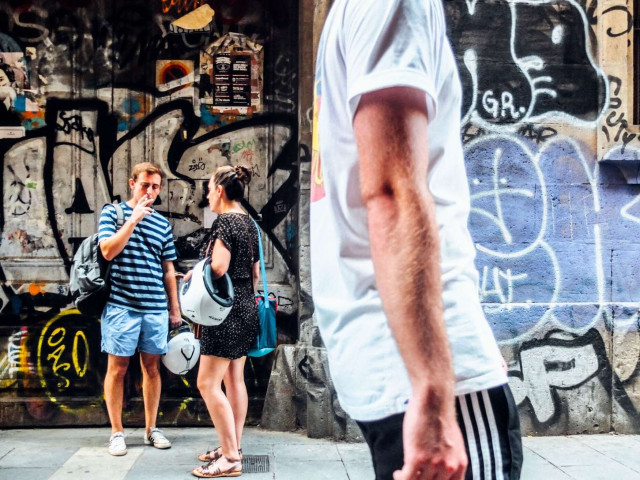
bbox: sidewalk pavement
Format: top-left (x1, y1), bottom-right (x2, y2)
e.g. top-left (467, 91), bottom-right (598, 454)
top-left (2, 428), bottom-right (640, 479)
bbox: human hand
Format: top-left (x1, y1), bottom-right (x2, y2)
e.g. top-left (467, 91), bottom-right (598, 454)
top-left (393, 393), bottom-right (467, 480)
top-left (169, 311), bottom-right (182, 329)
top-left (184, 270), bottom-right (193, 282)
top-left (129, 194), bottom-right (154, 224)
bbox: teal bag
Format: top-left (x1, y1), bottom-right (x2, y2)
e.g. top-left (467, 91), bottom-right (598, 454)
top-left (248, 219), bottom-right (277, 357)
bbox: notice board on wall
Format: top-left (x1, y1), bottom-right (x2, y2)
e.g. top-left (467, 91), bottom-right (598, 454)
top-left (200, 33), bottom-right (263, 114)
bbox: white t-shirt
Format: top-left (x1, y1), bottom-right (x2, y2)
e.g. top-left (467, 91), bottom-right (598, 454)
top-left (310, 0), bottom-right (507, 422)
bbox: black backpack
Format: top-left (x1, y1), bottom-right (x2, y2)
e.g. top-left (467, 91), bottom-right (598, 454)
top-left (69, 203), bottom-right (125, 316)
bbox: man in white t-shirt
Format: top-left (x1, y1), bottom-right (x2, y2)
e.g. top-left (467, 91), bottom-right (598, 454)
top-left (310, 1), bottom-right (523, 479)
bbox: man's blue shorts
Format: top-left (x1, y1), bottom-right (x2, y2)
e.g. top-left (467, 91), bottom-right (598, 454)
top-left (101, 303), bottom-right (169, 356)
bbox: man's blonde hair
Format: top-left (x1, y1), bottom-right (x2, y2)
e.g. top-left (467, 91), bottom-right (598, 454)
top-left (130, 162), bottom-right (165, 182)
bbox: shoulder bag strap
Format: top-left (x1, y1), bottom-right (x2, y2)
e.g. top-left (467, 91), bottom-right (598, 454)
top-left (204, 239), bottom-right (214, 258)
top-left (250, 218), bottom-right (268, 296)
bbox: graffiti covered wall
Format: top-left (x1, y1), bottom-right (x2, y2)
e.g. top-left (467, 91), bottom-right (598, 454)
top-left (2, 0), bottom-right (639, 437)
top-left (445, 0), bottom-right (640, 434)
top-left (261, 0), bottom-right (640, 439)
top-left (0, 0), bottom-right (300, 426)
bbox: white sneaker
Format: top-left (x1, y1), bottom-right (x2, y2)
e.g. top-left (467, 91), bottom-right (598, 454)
top-left (108, 432), bottom-right (127, 456)
top-left (144, 427), bottom-right (171, 449)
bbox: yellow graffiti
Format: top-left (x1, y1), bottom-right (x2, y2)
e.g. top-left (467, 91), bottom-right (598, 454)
top-left (174, 395), bottom-right (194, 423)
top-left (47, 345), bottom-right (70, 389)
top-left (18, 328), bottom-right (29, 375)
top-left (37, 309), bottom-right (91, 405)
top-left (49, 327), bottom-right (64, 346)
top-left (72, 330), bottom-right (89, 378)
top-left (46, 327), bottom-right (71, 389)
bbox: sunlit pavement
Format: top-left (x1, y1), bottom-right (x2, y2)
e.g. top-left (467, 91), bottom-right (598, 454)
top-left (1, 428), bottom-right (640, 479)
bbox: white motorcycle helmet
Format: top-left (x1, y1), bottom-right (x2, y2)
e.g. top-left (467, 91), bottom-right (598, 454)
top-left (162, 320), bottom-right (201, 375)
top-left (180, 257), bottom-right (234, 326)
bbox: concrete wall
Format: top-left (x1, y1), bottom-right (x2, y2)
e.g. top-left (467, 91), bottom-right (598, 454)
top-left (0, 0), bottom-right (300, 427)
top-left (448, 0), bottom-right (640, 436)
top-left (262, 0), bottom-right (640, 439)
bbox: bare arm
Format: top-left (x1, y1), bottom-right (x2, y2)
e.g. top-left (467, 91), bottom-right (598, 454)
top-left (162, 260), bottom-right (182, 329)
top-left (99, 195), bottom-right (154, 260)
top-left (354, 86), bottom-right (466, 480)
top-left (210, 239), bottom-right (231, 279)
top-left (182, 238), bottom-right (232, 283)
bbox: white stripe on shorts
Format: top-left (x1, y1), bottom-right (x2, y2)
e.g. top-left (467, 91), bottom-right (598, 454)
top-left (470, 392), bottom-right (492, 480)
top-left (459, 394), bottom-right (481, 478)
top-left (482, 389), bottom-right (504, 479)
top-left (459, 390), bottom-right (508, 480)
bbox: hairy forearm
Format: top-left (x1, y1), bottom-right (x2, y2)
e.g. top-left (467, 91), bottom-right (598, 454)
top-left (367, 188), bottom-right (454, 398)
top-left (163, 263), bottom-right (180, 315)
top-left (354, 86), bottom-right (456, 405)
top-left (353, 87), bottom-right (454, 404)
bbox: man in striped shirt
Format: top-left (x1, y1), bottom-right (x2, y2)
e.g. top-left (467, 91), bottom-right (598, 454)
top-left (98, 162), bottom-right (181, 456)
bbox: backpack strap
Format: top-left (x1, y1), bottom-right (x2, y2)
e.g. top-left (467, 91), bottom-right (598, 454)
top-left (113, 202), bottom-right (124, 229)
top-left (103, 203), bottom-right (126, 278)
top-left (102, 202), bottom-right (125, 230)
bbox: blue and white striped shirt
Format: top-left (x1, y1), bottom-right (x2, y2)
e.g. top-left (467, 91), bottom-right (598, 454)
top-left (98, 203), bottom-right (177, 313)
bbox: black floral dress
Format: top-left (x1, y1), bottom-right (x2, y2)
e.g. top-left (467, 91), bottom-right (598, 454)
top-left (199, 213), bottom-right (260, 359)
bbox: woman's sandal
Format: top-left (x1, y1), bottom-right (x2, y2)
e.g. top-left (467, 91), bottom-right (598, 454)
top-left (198, 446), bottom-right (221, 462)
top-left (192, 457), bottom-right (242, 478)
top-left (198, 447), bottom-right (243, 463)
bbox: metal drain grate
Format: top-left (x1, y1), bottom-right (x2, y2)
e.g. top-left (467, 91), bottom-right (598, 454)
top-left (242, 455), bottom-right (270, 473)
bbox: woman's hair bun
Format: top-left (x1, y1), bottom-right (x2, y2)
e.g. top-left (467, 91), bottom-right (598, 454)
top-left (234, 165), bottom-right (252, 185)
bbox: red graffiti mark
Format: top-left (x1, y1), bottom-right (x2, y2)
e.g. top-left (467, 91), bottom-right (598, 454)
top-left (240, 148), bottom-right (254, 164)
top-left (161, 0), bottom-right (206, 15)
top-left (11, 1), bottom-right (35, 13)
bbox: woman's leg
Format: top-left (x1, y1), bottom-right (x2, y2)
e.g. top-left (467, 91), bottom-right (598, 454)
top-left (197, 354), bottom-right (240, 468)
top-left (223, 356), bottom-right (248, 450)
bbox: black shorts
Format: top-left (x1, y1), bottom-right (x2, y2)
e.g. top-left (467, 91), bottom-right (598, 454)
top-left (356, 384), bottom-right (523, 480)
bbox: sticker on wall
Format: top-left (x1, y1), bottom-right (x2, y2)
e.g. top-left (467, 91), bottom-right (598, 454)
top-left (0, 52), bottom-right (39, 127)
top-left (200, 33), bottom-right (263, 115)
top-left (169, 4), bottom-right (215, 34)
top-left (0, 126), bottom-right (25, 139)
top-left (156, 60), bottom-right (195, 104)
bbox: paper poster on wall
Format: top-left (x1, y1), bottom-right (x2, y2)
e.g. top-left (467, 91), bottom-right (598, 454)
top-left (199, 33), bottom-right (263, 114)
top-left (209, 53), bottom-right (251, 108)
top-left (0, 51), bottom-right (38, 128)
top-left (169, 4), bottom-right (215, 34)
